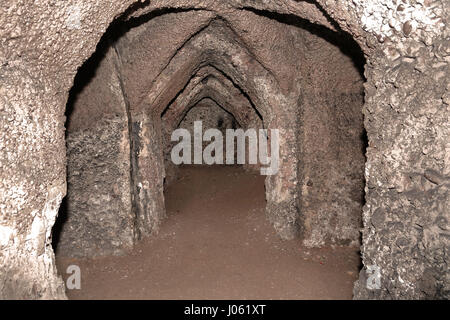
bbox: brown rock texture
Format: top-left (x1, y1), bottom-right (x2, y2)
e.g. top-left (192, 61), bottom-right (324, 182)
top-left (0, 0), bottom-right (448, 299)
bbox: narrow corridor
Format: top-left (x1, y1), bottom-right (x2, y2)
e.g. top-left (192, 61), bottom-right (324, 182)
top-left (57, 166), bottom-right (360, 299)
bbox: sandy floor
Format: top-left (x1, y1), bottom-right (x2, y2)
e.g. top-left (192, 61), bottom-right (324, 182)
top-left (56, 165), bottom-right (361, 299)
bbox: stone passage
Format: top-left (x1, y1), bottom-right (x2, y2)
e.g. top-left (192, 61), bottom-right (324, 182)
top-left (53, 8), bottom-right (367, 260)
top-left (1, 1), bottom-right (448, 300)
top-left (57, 165), bottom-right (361, 299)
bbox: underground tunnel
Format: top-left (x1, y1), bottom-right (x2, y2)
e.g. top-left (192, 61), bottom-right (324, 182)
top-left (1, 0), bottom-right (448, 300)
top-left (50, 7), bottom-right (367, 299)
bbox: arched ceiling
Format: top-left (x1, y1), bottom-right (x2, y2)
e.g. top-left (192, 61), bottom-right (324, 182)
top-left (110, 6), bottom-right (365, 132)
top-left (114, 9), bottom-right (322, 125)
top-left (161, 65), bottom-right (262, 131)
top-left (124, 18), bottom-right (285, 120)
top-left (121, 0), bottom-right (337, 33)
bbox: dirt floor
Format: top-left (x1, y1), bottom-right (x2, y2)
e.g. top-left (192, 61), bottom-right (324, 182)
top-left (56, 165), bottom-right (361, 299)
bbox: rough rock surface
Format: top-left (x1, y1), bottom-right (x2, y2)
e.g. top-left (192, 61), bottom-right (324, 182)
top-left (0, 0), bottom-right (448, 300)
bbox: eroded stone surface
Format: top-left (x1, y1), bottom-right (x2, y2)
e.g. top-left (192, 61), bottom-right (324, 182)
top-left (0, 0), bottom-right (448, 300)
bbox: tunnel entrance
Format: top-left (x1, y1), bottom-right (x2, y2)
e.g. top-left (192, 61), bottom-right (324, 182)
top-left (52, 6), bottom-right (367, 299)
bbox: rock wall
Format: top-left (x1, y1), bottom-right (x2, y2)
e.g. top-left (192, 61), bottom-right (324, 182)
top-left (0, 0), bottom-right (447, 300)
top-left (54, 38), bottom-right (136, 258)
top-left (57, 118), bottom-right (135, 257)
top-left (129, 110), bottom-right (166, 240)
top-left (348, 0), bottom-right (450, 300)
top-left (296, 24), bottom-right (366, 247)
